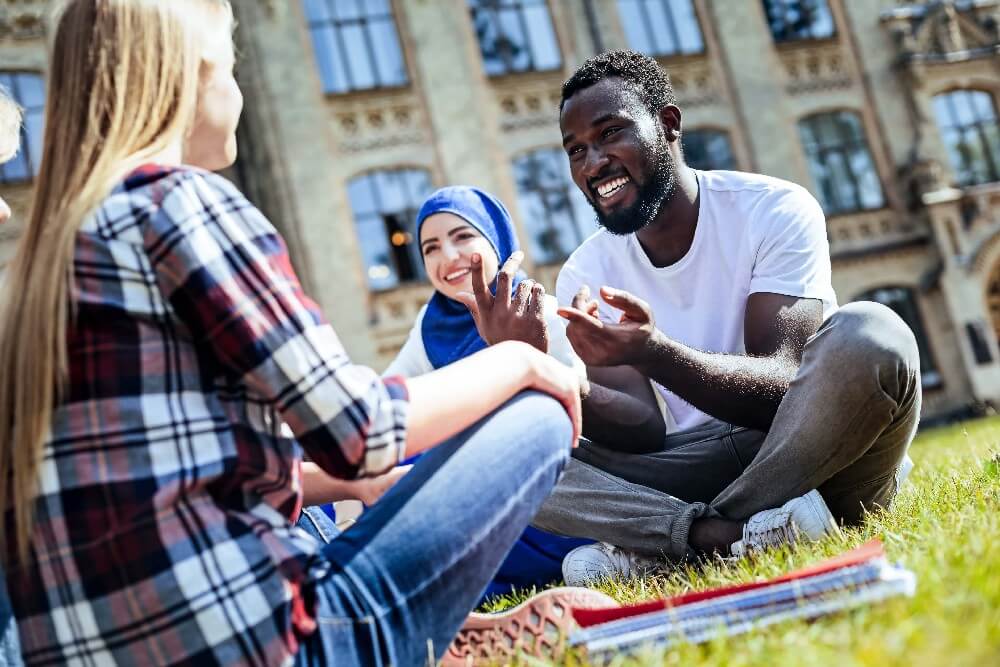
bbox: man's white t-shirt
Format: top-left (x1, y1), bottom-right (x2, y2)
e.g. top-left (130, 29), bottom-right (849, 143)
top-left (556, 169), bottom-right (838, 432)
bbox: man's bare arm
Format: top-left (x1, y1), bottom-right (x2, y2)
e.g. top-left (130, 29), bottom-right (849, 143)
top-left (582, 365), bottom-right (665, 452)
top-left (636, 295), bottom-right (821, 430)
top-left (561, 289), bottom-right (822, 432)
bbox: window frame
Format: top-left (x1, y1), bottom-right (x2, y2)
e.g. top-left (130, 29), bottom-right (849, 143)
top-left (932, 88), bottom-right (1000, 188)
top-left (798, 110), bottom-right (886, 216)
top-left (303, 0), bottom-right (410, 95)
top-left (346, 167), bottom-right (434, 292)
top-left (682, 128), bottom-right (738, 171)
top-left (762, 0), bottom-right (837, 44)
top-left (0, 71), bottom-right (45, 185)
top-left (467, 0), bottom-right (563, 78)
top-left (615, 0), bottom-right (705, 58)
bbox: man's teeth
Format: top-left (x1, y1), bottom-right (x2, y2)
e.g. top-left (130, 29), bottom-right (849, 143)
top-left (597, 176), bottom-right (631, 198)
top-left (445, 269), bottom-right (470, 281)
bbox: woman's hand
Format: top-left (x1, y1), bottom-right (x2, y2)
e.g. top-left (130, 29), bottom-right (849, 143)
top-left (356, 464), bottom-right (412, 506)
top-left (455, 251), bottom-right (550, 353)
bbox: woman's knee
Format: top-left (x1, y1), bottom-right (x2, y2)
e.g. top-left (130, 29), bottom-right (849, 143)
top-left (502, 390), bottom-right (573, 460)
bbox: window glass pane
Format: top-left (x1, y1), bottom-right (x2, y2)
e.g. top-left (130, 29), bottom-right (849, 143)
top-left (369, 19), bottom-right (408, 86)
top-left (933, 90), bottom-right (1000, 186)
top-left (0, 150), bottom-right (29, 182)
top-left (971, 90), bottom-right (997, 121)
top-left (332, 0), bottom-right (364, 21)
top-left (303, 0), bottom-right (407, 93)
top-left (684, 130), bottom-right (736, 171)
top-left (356, 216), bottom-right (399, 290)
top-left (347, 175), bottom-right (377, 216)
top-left (513, 148), bottom-right (595, 264)
top-left (799, 112), bottom-right (883, 214)
top-left (469, 0), bottom-right (561, 76)
top-left (645, 2), bottom-right (680, 55)
top-left (16, 74), bottom-right (44, 110)
top-left (302, 0), bottom-right (332, 21)
top-left (339, 24), bottom-right (377, 89)
top-left (497, 7), bottom-right (530, 72)
top-left (671, 0), bottom-right (704, 53)
top-left (349, 169), bottom-right (433, 290)
top-left (310, 26), bottom-right (348, 93)
top-left (0, 72), bottom-right (45, 183)
top-left (618, 1), bottom-right (653, 54)
top-left (764, 0), bottom-right (835, 42)
top-left (522, 5), bottom-right (561, 71)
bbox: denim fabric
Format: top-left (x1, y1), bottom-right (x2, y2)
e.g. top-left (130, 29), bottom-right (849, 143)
top-left (0, 569), bottom-right (23, 667)
top-left (294, 391), bottom-right (572, 666)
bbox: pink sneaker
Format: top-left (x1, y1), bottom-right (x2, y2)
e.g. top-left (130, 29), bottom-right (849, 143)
top-left (442, 587), bottom-right (617, 666)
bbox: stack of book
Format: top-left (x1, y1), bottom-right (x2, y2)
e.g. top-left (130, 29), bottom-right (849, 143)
top-left (569, 540), bottom-right (915, 661)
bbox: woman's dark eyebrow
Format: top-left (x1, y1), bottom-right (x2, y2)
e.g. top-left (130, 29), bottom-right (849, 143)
top-left (419, 235), bottom-right (438, 248)
top-left (447, 224), bottom-right (475, 237)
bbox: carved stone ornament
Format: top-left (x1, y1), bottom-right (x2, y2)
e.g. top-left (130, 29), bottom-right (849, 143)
top-left (0, 0), bottom-right (47, 40)
top-left (882, 1), bottom-right (1000, 65)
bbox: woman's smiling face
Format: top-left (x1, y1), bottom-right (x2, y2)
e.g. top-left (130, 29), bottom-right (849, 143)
top-left (420, 212), bottom-right (500, 301)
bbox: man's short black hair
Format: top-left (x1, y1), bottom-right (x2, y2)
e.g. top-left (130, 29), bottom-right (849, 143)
top-left (560, 49), bottom-right (677, 115)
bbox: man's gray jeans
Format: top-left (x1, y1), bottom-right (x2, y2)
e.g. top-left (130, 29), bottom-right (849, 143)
top-left (532, 301), bottom-right (922, 558)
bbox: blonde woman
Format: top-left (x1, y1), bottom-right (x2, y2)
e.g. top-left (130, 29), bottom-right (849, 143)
top-left (0, 2), bottom-right (613, 666)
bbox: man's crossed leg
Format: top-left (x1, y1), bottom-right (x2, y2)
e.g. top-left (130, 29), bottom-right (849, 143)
top-left (533, 302), bottom-right (921, 570)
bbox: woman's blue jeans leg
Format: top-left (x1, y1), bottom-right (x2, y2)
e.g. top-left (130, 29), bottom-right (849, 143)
top-left (295, 391), bottom-right (572, 667)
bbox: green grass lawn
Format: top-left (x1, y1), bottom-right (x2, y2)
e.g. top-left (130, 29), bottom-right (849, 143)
top-left (484, 416), bottom-right (1000, 666)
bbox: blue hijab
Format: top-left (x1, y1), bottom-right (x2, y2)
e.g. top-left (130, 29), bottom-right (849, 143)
top-left (417, 186), bottom-right (522, 369)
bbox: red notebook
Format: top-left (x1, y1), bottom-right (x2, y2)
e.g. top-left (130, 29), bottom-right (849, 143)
top-left (572, 539), bottom-right (886, 628)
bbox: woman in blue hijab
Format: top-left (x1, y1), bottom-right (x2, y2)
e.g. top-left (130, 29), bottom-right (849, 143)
top-left (383, 185), bottom-right (592, 599)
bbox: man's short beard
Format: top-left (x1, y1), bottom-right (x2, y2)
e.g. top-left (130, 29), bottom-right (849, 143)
top-left (591, 144), bottom-right (678, 236)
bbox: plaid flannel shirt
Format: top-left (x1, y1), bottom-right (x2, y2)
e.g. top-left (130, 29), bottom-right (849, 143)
top-left (4, 166), bottom-right (410, 666)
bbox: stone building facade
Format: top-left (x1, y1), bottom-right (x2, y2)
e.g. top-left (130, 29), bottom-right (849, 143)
top-left (1, 0), bottom-right (999, 423)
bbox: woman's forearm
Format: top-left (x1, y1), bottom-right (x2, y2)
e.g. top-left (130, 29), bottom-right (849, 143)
top-left (403, 341), bottom-right (534, 457)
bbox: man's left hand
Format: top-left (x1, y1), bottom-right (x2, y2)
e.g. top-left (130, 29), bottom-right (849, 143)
top-left (557, 285), bottom-right (658, 367)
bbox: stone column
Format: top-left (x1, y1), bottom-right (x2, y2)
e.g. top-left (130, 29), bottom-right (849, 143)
top-left (231, 0), bottom-right (378, 364)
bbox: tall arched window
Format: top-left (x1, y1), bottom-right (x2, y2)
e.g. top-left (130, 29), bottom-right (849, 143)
top-left (798, 111), bottom-right (884, 215)
top-left (511, 147), bottom-right (596, 265)
top-left (347, 168), bottom-right (433, 291)
top-left (856, 287), bottom-right (941, 388)
top-left (303, 0), bottom-right (408, 94)
top-left (683, 130), bottom-right (737, 171)
top-left (468, 0), bottom-right (561, 76)
top-left (0, 72), bottom-right (44, 184)
top-left (616, 0), bottom-right (703, 57)
top-left (932, 89), bottom-right (1000, 187)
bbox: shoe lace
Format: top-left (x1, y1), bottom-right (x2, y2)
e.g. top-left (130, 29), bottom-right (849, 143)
top-left (743, 509), bottom-right (799, 550)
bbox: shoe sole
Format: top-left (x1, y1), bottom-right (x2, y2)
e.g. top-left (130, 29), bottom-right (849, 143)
top-left (442, 587), bottom-right (617, 666)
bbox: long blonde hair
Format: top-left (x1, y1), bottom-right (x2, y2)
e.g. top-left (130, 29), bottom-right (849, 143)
top-left (0, 0), bottom-right (232, 562)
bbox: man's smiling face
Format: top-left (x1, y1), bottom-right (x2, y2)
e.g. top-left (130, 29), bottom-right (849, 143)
top-left (560, 77), bottom-right (678, 236)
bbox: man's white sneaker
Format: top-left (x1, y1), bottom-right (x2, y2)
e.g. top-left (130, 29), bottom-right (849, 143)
top-left (730, 490), bottom-right (841, 557)
top-left (562, 542), bottom-right (662, 586)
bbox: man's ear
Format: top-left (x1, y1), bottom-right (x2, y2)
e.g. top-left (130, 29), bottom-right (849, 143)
top-left (658, 104), bottom-right (682, 142)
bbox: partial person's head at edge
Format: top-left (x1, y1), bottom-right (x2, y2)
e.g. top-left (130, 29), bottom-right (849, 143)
top-left (0, 84), bottom-right (21, 225)
top-left (559, 49), bottom-right (690, 237)
top-left (0, 0), bottom-right (240, 564)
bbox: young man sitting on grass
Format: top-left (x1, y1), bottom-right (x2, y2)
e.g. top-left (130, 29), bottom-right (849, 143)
top-left (520, 51), bottom-right (922, 582)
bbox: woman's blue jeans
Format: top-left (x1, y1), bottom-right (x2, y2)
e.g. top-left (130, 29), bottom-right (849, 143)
top-left (293, 391), bottom-right (572, 666)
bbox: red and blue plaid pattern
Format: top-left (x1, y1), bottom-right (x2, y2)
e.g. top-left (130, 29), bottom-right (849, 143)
top-left (4, 165), bottom-right (410, 666)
